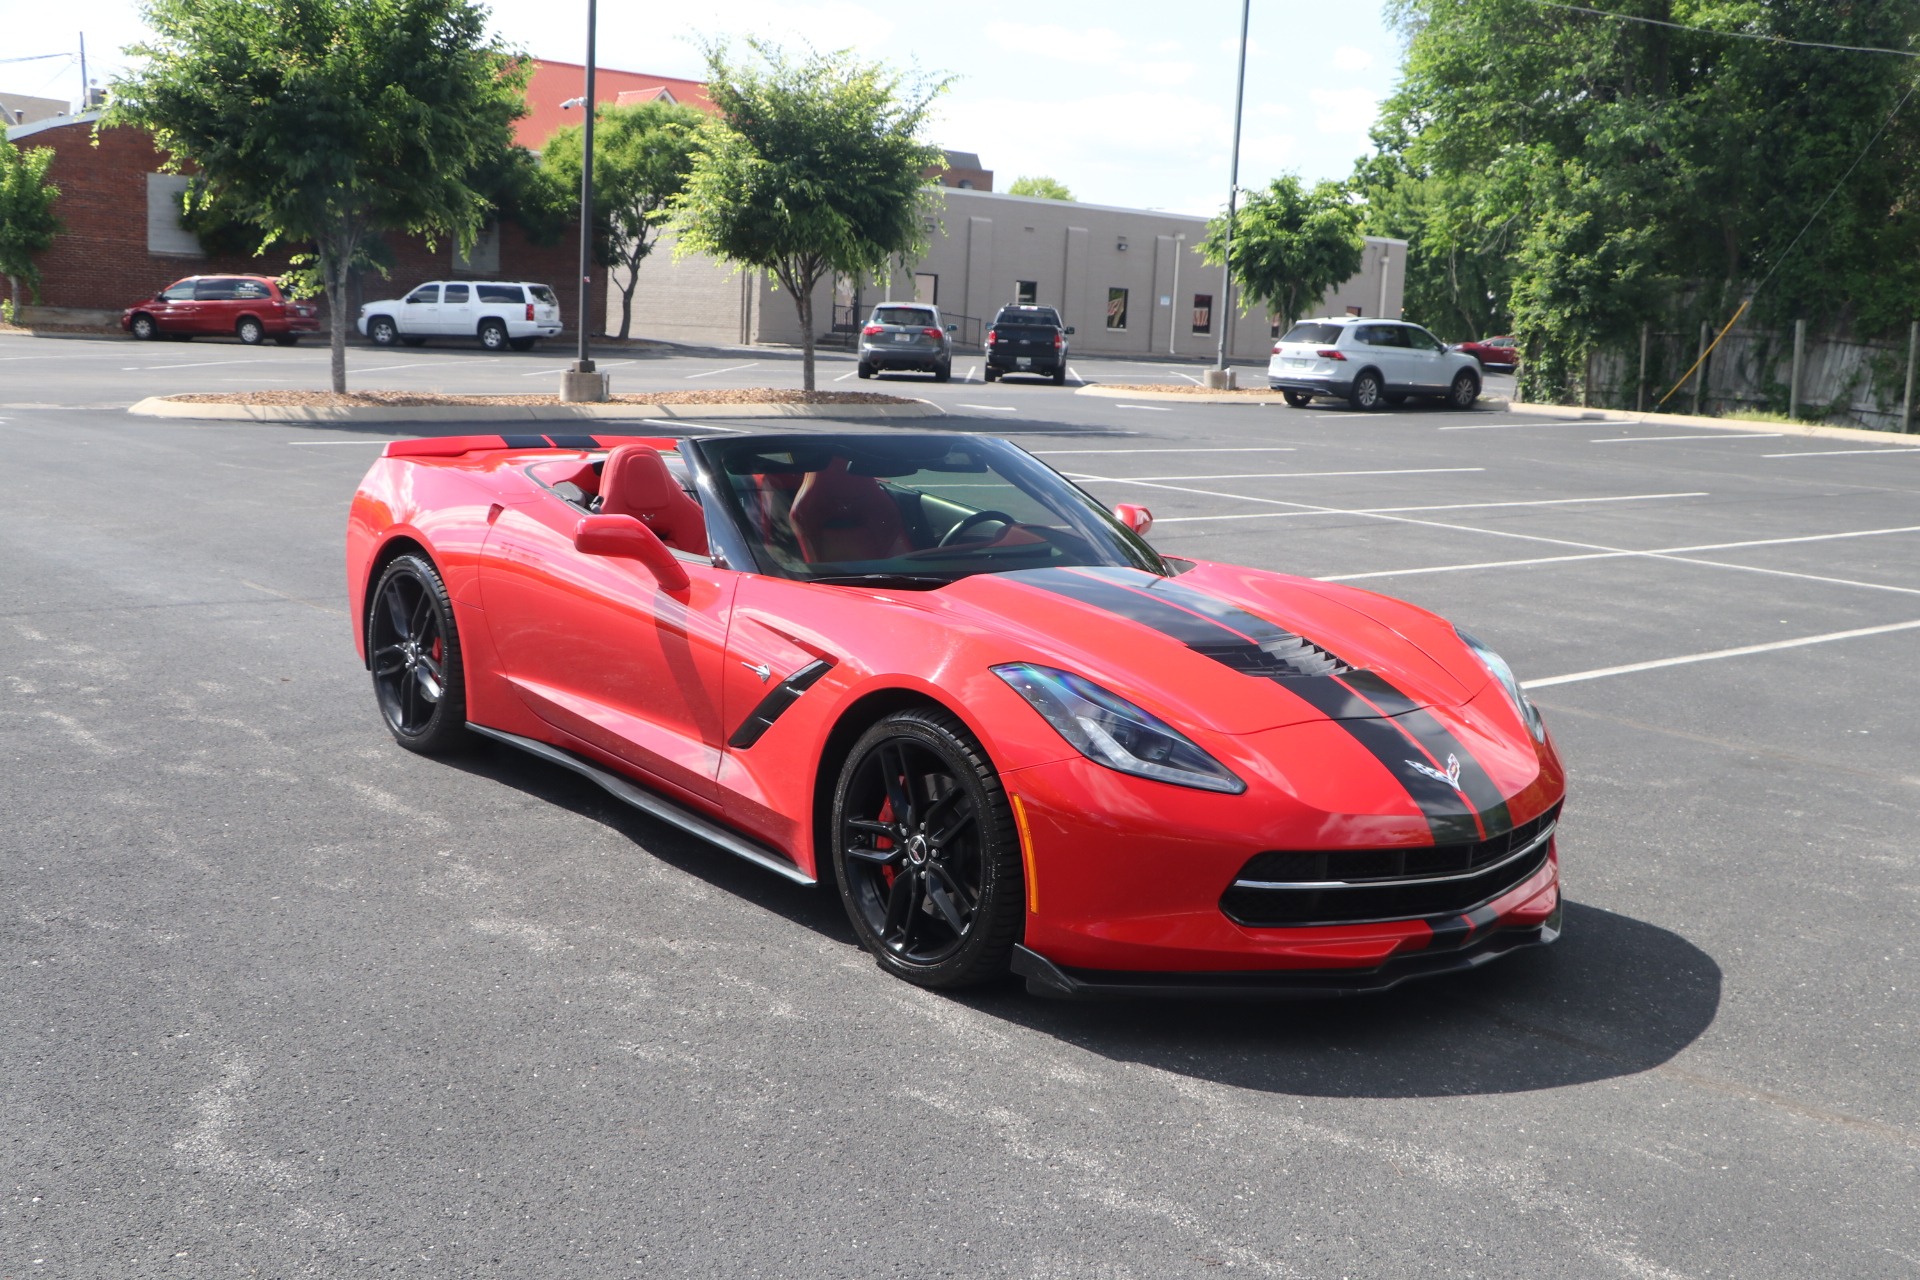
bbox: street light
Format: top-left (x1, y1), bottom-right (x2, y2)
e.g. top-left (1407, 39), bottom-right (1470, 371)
top-left (1211, 0), bottom-right (1252, 386)
top-left (560, 0), bottom-right (606, 401)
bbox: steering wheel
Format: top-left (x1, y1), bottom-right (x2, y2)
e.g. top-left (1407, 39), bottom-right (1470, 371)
top-left (937, 509), bottom-right (1018, 548)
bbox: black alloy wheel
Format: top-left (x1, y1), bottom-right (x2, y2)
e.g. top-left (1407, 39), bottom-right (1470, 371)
top-left (1349, 370), bottom-right (1385, 410)
top-left (1282, 390), bottom-right (1312, 408)
top-left (368, 316), bottom-right (398, 346)
top-left (367, 553), bottom-right (469, 754)
top-left (236, 317), bottom-right (265, 345)
top-left (1449, 369), bottom-right (1481, 410)
top-left (479, 320), bottom-right (508, 351)
top-left (129, 314), bottom-right (158, 341)
top-left (831, 709), bottom-right (1023, 988)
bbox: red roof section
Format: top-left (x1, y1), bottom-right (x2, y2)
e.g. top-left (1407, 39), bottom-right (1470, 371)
top-left (516, 59), bottom-right (716, 150)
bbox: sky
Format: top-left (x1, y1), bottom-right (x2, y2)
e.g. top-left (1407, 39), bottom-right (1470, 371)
top-left (6, 0), bottom-right (1407, 215)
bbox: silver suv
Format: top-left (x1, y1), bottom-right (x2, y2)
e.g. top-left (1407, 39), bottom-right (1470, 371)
top-left (1268, 316), bottom-right (1482, 410)
top-left (857, 303), bottom-right (955, 382)
top-left (358, 280), bottom-right (564, 352)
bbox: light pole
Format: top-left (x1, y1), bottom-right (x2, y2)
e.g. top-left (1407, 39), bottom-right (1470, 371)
top-left (561, 0), bottom-right (608, 401)
top-left (1209, 0), bottom-right (1252, 388)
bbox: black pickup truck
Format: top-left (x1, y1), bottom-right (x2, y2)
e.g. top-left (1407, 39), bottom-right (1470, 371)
top-left (984, 305), bottom-right (1074, 384)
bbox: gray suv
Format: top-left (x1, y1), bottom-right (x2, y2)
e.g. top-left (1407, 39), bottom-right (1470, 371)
top-left (857, 303), bottom-right (954, 381)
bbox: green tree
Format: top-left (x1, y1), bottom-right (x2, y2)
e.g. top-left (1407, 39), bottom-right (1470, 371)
top-left (1378, 0), bottom-right (1920, 403)
top-left (671, 40), bottom-right (948, 390)
top-left (1199, 175), bottom-right (1364, 329)
top-left (1008, 175), bottom-right (1073, 201)
top-left (110, 0), bottom-right (530, 392)
top-left (0, 138), bottom-right (61, 318)
top-left (545, 100), bottom-right (706, 340)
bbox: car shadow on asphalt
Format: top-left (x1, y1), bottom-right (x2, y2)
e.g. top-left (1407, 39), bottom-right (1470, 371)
top-left (952, 901), bottom-right (1722, 1098)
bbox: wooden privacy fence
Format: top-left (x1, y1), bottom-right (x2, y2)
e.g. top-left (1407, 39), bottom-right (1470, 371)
top-left (1588, 322), bottom-right (1919, 432)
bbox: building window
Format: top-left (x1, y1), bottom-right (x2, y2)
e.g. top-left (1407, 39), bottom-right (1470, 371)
top-left (914, 273), bottom-right (938, 305)
top-left (1191, 293), bottom-right (1213, 335)
top-left (1106, 288), bottom-right (1129, 330)
top-left (1016, 280), bottom-right (1037, 305)
top-left (146, 173), bottom-right (200, 257)
top-left (454, 222), bottom-right (500, 275)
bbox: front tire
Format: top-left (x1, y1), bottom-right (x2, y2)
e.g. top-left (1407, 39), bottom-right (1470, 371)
top-left (1349, 370), bottom-right (1385, 410)
top-left (1282, 390), bottom-right (1312, 408)
top-left (236, 317), bottom-right (265, 345)
top-left (129, 314), bottom-right (158, 341)
top-left (830, 709), bottom-right (1024, 988)
top-left (366, 553), bottom-right (470, 755)
top-left (478, 320), bottom-right (508, 352)
top-left (1448, 369), bottom-right (1482, 409)
top-left (368, 316), bottom-right (398, 347)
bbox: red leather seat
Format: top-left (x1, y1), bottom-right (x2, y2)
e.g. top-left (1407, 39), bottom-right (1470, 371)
top-left (599, 444), bottom-right (708, 554)
top-left (789, 457), bottom-right (912, 563)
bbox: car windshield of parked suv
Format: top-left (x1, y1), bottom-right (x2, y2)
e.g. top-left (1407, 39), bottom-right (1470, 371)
top-left (528, 285), bottom-right (558, 305)
top-left (873, 306), bottom-right (936, 327)
top-left (1281, 322), bottom-right (1343, 345)
top-left (695, 434), bottom-right (1164, 586)
top-left (996, 307), bottom-right (1061, 327)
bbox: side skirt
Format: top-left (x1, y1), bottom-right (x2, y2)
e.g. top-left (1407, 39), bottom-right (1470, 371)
top-left (466, 723), bottom-right (817, 887)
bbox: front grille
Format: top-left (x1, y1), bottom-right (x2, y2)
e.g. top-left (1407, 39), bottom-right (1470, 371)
top-left (1221, 803), bottom-right (1560, 927)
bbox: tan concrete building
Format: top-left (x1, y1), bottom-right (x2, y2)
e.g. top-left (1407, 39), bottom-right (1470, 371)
top-left (622, 186), bottom-right (1406, 360)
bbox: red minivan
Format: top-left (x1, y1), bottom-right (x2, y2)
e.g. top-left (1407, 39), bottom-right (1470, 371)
top-left (121, 274), bottom-right (321, 345)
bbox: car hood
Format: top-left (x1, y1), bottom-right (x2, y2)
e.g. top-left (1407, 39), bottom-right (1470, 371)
top-left (926, 562), bottom-right (1490, 736)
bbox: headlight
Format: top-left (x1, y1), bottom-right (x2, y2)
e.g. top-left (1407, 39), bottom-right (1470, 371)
top-left (992, 663), bottom-right (1245, 794)
top-left (1456, 629), bottom-right (1545, 742)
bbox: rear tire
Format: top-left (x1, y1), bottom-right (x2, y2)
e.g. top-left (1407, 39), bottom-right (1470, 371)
top-left (857, 362), bottom-right (873, 380)
top-left (983, 367), bottom-right (1001, 383)
top-left (830, 708), bottom-right (1023, 989)
top-left (478, 320), bottom-right (508, 352)
top-left (1282, 390), bottom-right (1312, 408)
top-left (368, 316), bottom-right (398, 347)
top-left (366, 553), bottom-right (470, 755)
top-left (1349, 370), bottom-right (1385, 411)
top-left (1448, 369), bottom-right (1482, 410)
top-left (934, 361), bottom-right (952, 383)
top-left (1051, 364), bottom-right (1067, 386)
top-left (236, 317), bottom-right (265, 345)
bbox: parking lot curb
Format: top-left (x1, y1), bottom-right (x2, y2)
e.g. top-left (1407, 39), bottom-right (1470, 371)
top-left (1074, 385), bottom-right (1289, 405)
top-left (1508, 400), bottom-right (1915, 444)
top-left (127, 396), bottom-right (945, 423)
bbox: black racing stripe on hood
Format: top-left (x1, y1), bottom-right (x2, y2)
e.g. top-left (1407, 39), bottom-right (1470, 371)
top-left (1007, 567), bottom-right (1511, 845)
top-left (1008, 567), bottom-right (1352, 679)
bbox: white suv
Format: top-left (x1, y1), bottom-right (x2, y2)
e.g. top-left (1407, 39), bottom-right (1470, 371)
top-left (358, 281), bottom-right (563, 352)
top-left (1268, 317), bottom-right (1482, 410)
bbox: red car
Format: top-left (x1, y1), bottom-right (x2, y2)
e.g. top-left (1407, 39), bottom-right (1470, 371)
top-left (121, 274), bottom-right (320, 345)
top-left (1452, 334), bottom-right (1519, 371)
top-left (347, 432), bottom-right (1565, 996)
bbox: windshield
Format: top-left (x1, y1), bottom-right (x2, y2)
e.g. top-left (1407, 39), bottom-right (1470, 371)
top-left (693, 434), bottom-right (1164, 586)
top-left (872, 306), bottom-right (935, 327)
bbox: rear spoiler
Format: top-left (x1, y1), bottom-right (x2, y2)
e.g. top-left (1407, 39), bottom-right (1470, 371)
top-left (382, 433), bottom-right (679, 458)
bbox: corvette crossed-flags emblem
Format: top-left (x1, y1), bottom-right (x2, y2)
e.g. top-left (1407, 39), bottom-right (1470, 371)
top-left (1406, 753), bottom-right (1464, 792)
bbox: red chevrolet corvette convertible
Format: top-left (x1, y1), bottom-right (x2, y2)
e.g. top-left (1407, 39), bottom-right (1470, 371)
top-left (347, 431), bottom-right (1564, 996)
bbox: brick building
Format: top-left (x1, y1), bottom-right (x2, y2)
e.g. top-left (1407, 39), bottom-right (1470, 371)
top-left (5, 109), bottom-right (598, 331)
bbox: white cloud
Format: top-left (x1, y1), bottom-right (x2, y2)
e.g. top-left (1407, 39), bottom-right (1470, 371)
top-left (1331, 45), bottom-right (1374, 72)
top-left (985, 23), bottom-right (1125, 63)
top-left (1307, 86), bottom-right (1383, 140)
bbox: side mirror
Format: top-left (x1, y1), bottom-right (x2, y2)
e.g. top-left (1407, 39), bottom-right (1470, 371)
top-left (1114, 503), bottom-right (1154, 536)
top-left (572, 513), bottom-right (691, 592)
top-left (1064, 326), bottom-right (1075, 335)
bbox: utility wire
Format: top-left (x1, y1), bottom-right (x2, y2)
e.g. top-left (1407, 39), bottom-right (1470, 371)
top-left (0, 53), bottom-right (76, 64)
top-left (1519, 1), bottom-right (1920, 60)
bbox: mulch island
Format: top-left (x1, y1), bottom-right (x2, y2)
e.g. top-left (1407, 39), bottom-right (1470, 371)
top-left (158, 388), bottom-right (921, 406)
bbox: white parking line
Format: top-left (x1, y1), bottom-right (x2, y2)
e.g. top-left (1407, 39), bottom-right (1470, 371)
top-left (1169, 369), bottom-right (1204, 386)
top-left (1524, 619), bottom-right (1920, 689)
top-left (959, 404), bottom-right (1017, 412)
top-left (965, 365), bottom-right (978, 383)
top-left (1115, 404), bottom-right (1171, 412)
top-left (139, 358), bottom-right (272, 370)
top-left (1153, 491), bottom-right (1707, 525)
top-left (1038, 446), bottom-right (1300, 455)
top-left (1325, 524), bottom-right (1920, 581)
top-left (1438, 419), bottom-right (1615, 430)
top-left (639, 418), bottom-right (749, 433)
top-left (833, 370), bottom-right (857, 382)
top-left (684, 362), bottom-right (760, 380)
top-left (1074, 467), bottom-right (1484, 481)
top-left (1068, 366), bottom-right (1085, 386)
top-left (1763, 447), bottom-right (1920, 458)
top-left (1590, 433), bottom-right (1782, 443)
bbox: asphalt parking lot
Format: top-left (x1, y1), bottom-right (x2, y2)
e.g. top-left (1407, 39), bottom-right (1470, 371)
top-left (3, 333), bottom-right (1916, 1277)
